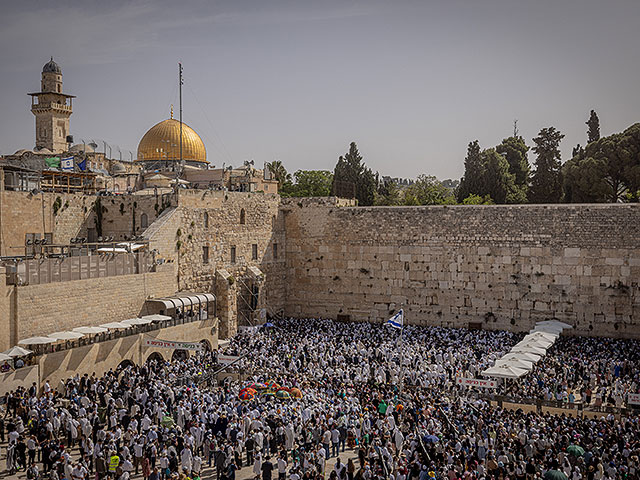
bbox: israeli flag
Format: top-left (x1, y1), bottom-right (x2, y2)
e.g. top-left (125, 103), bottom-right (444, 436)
top-left (61, 157), bottom-right (74, 171)
top-left (386, 309), bottom-right (403, 329)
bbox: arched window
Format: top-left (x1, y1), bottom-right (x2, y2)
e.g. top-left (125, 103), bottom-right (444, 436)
top-left (240, 208), bottom-right (246, 225)
top-left (140, 213), bottom-right (148, 229)
top-left (204, 211), bottom-right (209, 228)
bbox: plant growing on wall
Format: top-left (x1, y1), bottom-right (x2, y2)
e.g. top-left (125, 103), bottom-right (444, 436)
top-left (52, 196), bottom-right (62, 216)
top-left (93, 198), bottom-right (104, 237)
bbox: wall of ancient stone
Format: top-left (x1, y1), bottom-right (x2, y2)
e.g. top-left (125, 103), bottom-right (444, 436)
top-left (15, 265), bottom-right (177, 340)
top-left (283, 202), bottom-right (640, 338)
top-left (0, 190), bottom-right (92, 256)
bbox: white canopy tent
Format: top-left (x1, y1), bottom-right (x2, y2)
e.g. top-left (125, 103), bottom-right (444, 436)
top-left (48, 331), bottom-right (85, 341)
top-left (100, 322), bottom-right (132, 330)
top-left (532, 324), bottom-right (564, 334)
top-left (141, 314), bottom-right (172, 322)
top-left (3, 346), bottom-right (33, 357)
top-left (536, 320), bottom-right (573, 329)
top-left (503, 351), bottom-right (541, 363)
top-left (19, 336), bottom-right (57, 345)
top-left (511, 344), bottom-right (548, 356)
top-left (482, 364), bottom-right (528, 379)
top-left (72, 326), bottom-right (108, 335)
top-left (516, 338), bottom-right (554, 349)
top-left (525, 331), bottom-right (559, 342)
top-left (494, 357), bottom-right (534, 370)
top-left (122, 317), bottom-right (153, 326)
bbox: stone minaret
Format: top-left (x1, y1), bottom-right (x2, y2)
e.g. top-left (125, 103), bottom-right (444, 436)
top-left (28, 57), bottom-right (75, 153)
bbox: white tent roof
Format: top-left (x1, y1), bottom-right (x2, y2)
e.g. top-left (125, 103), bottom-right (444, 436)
top-left (511, 344), bottom-right (547, 356)
top-left (122, 317), bottom-right (153, 326)
top-left (532, 324), bottom-right (564, 334)
top-left (19, 336), bottom-right (56, 345)
top-left (494, 357), bottom-right (533, 370)
top-left (141, 314), bottom-right (172, 322)
top-left (48, 331), bottom-right (85, 341)
top-left (517, 337), bottom-right (554, 349)
top-left (482, 364), bottom-right (528, 378)
top-left (100, 322), bottom-right (132, 330)
top-left (537, 320), bottom-right (573, 329)
top-left (97, 247), bottom-right (128, 253)
top-left (526, 331), bottom-right (559, 342)
top-left (503, 351), bottom-right (541, 363)
top-left (72, 326), bottom-right (108, 334)
top-left (0, 353), bottom-right (13, 362)
top-left (3, 346), bottom-right (32, 357)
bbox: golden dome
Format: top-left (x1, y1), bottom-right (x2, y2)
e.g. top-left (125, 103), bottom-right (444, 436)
top-left (136, 118), bottom-right (207, 164)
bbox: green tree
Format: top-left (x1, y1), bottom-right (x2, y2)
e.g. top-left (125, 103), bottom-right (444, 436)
top-left (332, 142), bottom-right (376, 206)
top-left (529, 127), bottom-right (565, 203)
top-left (462, 194), bottom-right (494, 205)
top-left (482, 149), bottom-right (520, 204)
top-left (403, 175), bottom-right (455, 205)
top-left (587, 110), bottom-right (600, 144)
top-left (564, 123), bottom-right (640, 202)
top-left (282, 170), bottom-right (333, 197)
top-left (496, 136), bottom-right (530, 195)
top-left (266, 160), bottom-right (291, 191)
top-left (374, 178), bottom-right (403, 206)
top-left (456, 141), bottom-right (483, 202)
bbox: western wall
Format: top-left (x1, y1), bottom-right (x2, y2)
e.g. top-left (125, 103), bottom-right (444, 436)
top-left (281, 198), bottom-right (640, 338)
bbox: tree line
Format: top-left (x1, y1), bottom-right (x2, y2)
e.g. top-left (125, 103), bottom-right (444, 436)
top-left (266, 111), bottom-right (640, 205)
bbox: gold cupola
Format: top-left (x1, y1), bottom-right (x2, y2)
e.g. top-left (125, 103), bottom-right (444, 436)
top-left (136, 108), bottom-right (207, 165)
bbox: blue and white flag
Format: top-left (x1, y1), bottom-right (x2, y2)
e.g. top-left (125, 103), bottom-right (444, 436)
top-left (61, 157), bottom-right (74, 171)
top-left (386, 309), bottom-right (403, 329)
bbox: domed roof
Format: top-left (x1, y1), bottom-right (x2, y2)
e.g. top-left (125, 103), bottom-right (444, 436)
top-left (43, 57), bottom-right (61, 74)
top-left (136, 118), bottom-right (207, 164)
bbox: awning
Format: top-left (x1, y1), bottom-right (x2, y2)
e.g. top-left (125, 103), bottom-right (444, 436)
top-left (146, 293), bottom-right (215, 310)
top-left (248, 266), bottom-right (264, 279)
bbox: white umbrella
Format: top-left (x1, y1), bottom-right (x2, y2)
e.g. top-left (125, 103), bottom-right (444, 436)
top-left (511, 344), bottom-right (547, 356)
top-left (48, 331), bottom-right (85, 341)
top-left (504, 351), bottom-right (541, 363)
top-left (537, 320), bottom-right (573, 329)
top-left (72, 326), bottom-right (108, 335)
top-left (3, 346), bottom-right (33, 357)
top-left (0, 353), bottom-right (13, 362)
top-left (19, 336), bottom-right (56, 345)
top-left (141, 314), bottom-right (172, 322)
top-left (494, 357), bottom-right (533, 370)
top-left (482, 364), bottom-right (528, 378)
top-left (100, 322), bottom-right (132, 330)
top-left (122, 318), bottom-right (153, 326)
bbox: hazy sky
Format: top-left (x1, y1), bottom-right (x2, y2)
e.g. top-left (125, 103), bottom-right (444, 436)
top-left (1, 0), bottom-right (638, 180)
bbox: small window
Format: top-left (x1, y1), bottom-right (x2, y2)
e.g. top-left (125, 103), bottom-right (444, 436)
top-left (272, 215), bottom-right (277, 228)
top-left (273, 243), bottom-right (278, 260)
top-left (203, 246), bottom-right (209, 264)
top-left (204, 211), bottom-right (209, 228)
top-left (140, 213), bottom-right (148, 229)
top-left (252, 244), bottom-right (258, 260)
top-left (240, 208), bottom-right (246, 225)
top-left (230, 246), bottom-right (236, 264)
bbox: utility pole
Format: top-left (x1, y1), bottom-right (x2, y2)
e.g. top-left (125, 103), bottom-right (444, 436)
top-left (513, 119), bottom-right (519, 137)
top-left (179, 62), bottom-right (183, 175)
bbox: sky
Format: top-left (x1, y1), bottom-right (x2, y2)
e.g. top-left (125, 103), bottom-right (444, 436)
top-left (0, 0), bottom-right (638, 181)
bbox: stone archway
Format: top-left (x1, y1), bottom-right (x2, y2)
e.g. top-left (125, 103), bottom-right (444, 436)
top-left (200, 339), bottom-right (212, 352)
top-left (146, 352), bottom-right (164, 364)
top-left (117, 359), bottom-right (135, 372)
top-left (171, 349), bottom-right (188, 362)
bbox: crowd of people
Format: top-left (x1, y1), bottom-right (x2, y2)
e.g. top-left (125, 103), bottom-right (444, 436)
top-left (1, 318), bottom-right (639, 480)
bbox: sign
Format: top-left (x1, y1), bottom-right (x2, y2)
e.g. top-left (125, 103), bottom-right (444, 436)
top-left (628, 393), bottom-right (640, 405)
top-left (456, 377), bottom-right (497, 389)
top-left (61, 157), bottom-right (74, 171)
top-left (218, 354), bottom-right (240, 365)
top-left (143, 338), bottom-right (203, 351)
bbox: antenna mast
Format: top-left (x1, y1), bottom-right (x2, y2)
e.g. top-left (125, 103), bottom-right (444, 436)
top-left (179, 62), bottom-right (183, 174)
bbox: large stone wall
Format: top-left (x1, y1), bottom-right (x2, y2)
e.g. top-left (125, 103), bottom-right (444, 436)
top-left (0, 190), bottom-right (92, 256)
top-left (283, 202), bottom-right (640, 338)
top-left (14, 265), bottom-right (177, 341)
